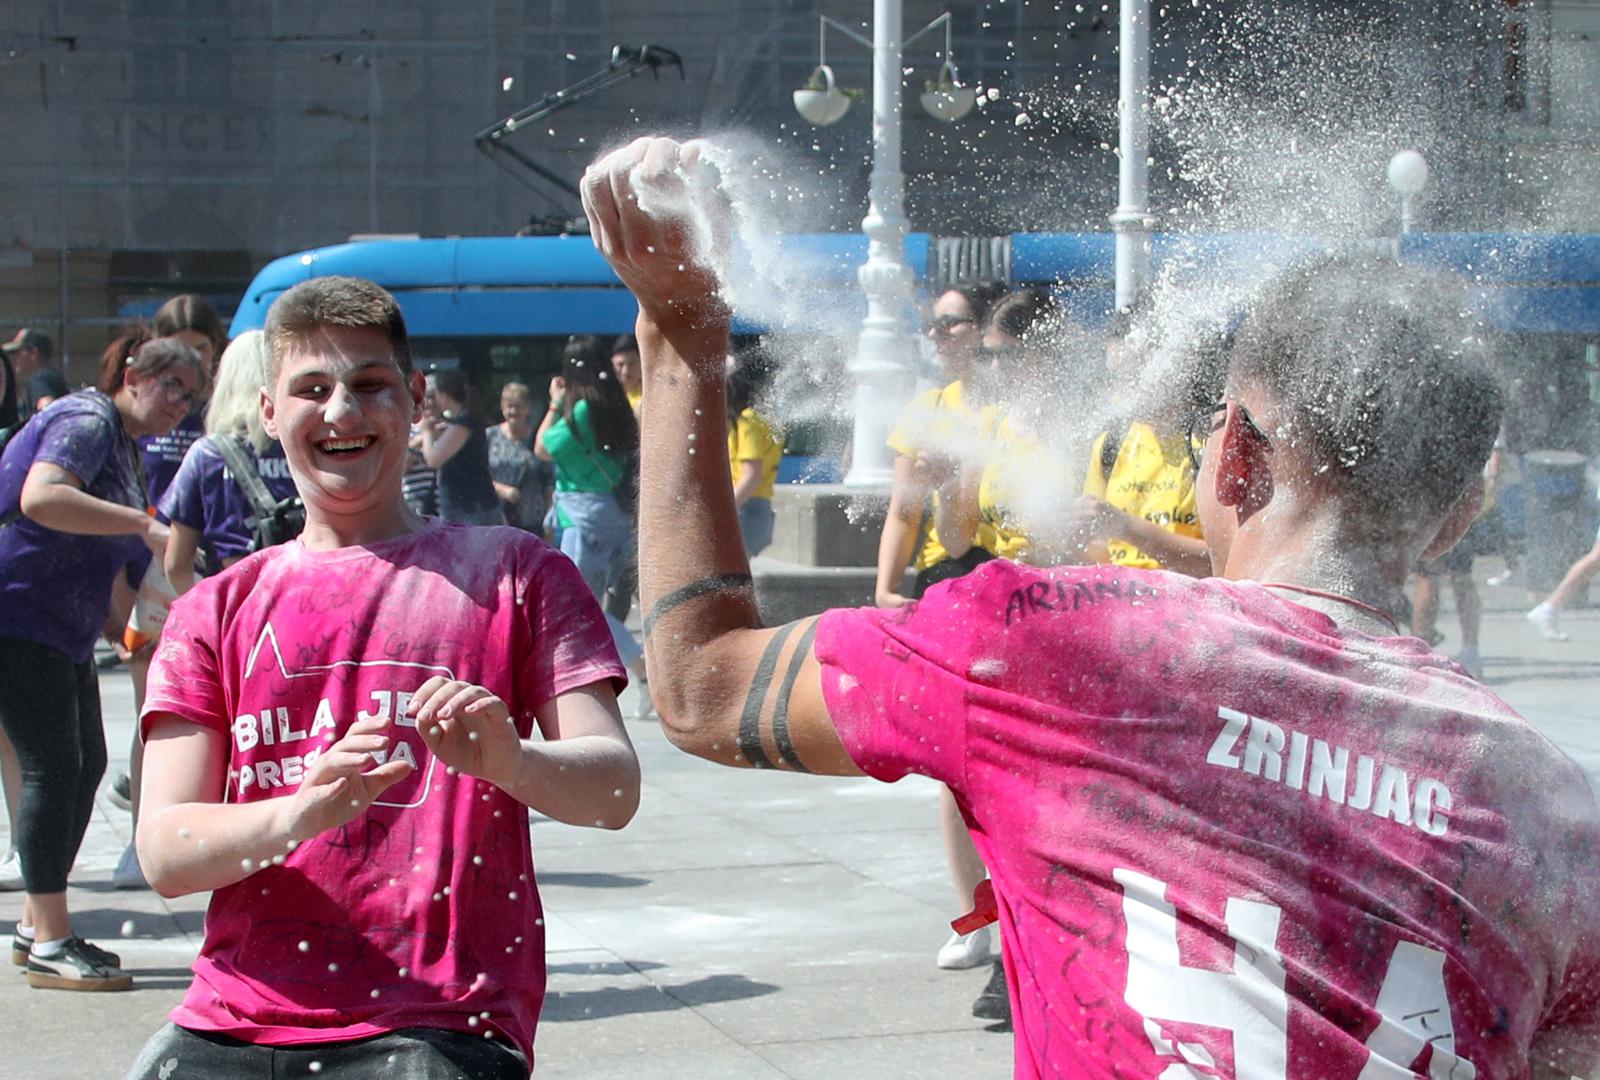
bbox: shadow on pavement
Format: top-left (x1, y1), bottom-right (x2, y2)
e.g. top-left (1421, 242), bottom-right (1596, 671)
top-left (542, 973), bottom-right (779, 1022)
top-left (537, 871), bottom-right (651, 889)
top-left (1484, 655), bottom-right (1600, 686)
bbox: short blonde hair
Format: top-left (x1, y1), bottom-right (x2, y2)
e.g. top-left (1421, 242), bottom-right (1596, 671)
top-left (205, 330), bottom-right (272, 453)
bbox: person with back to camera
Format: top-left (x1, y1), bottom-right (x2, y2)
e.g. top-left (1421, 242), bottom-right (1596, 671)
top-left (124, 275), bottom-right (640, 1079)
top-left (418, 369), bottom-right (505, 526)
top-left (583, 136), bottom-right (1600, 1079)
top-left (1068, 307), bottom-right (1212, 578)
top-left (0, 336), bottom-right (208, 991)
top-left (535, 333), bottom-right (651, 717)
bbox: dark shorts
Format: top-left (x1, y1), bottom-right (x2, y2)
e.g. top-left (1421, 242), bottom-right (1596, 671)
top-left (913, 547), bottom-right (996, 599)
top-left (1418, 511), bottom-right (1503, 576)
top-left (124, 1024), bottom-right (529, 1080)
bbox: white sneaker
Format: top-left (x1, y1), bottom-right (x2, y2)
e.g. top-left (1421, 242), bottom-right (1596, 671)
top-left (0, 850), bottom-right (23, 892)
top-left (632, 679), bottom-right (655, 723)
top-left (1526, 603), bottom-right (1569, 642)
top-left (112, 843), bottom-right (148, 891)
top-left (936, 926), bottom-right (993, 970)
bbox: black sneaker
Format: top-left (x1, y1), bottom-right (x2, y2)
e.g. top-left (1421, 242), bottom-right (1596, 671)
top-left (25, 937), bottom-right (132, 991)
top-left (12, 933), bottom-right (120, 969)
top-left (972, 958), bottom-right (1011, 1023)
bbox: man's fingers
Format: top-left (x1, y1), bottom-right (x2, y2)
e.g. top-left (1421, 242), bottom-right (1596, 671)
top-left (437, 685), bottom-right (490, 720)
top-left (581, 164), bottom-right (619, 257)
top-left (411, 679), bottom-right (465, 727)
top-left (361, 759), bottom-right (415, 794)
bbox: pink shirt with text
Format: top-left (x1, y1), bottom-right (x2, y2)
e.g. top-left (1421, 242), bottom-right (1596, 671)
top-left (817, 560), bottom-right (1600, 1079)
top-left (141, 522), bottom-right (624, 1066)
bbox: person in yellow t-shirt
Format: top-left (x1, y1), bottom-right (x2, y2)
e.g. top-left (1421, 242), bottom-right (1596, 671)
top-left (726, 351), bottom-right (784, 557)
top-left (872, 280), bottom-right (1008, 986)
top-left (1063, 311), bottom-right (1218, 578)
top-left (936, 288), bottom-right (1078, 568)
top-left (610, 334), bottom-right (643, 414)
top-left (875, 281), bottom-right (1009, 609)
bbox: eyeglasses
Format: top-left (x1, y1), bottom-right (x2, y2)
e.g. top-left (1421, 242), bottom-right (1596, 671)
top-left (926, 314), bottom-right (974, 337)
top-left (1182, 399), bottom-right (1271, 472)
top-left (156, 374), bottom-right (201, 408)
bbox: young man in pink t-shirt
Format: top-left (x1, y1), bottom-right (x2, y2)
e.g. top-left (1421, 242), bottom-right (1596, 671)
top-left (124, 277), bottom-right (640, 1079)
top-left (580, 138), bottom-right (1600, 1079)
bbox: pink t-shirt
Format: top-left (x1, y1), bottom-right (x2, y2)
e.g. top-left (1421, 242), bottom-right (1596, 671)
top-left (816, 560), bottom-right (1600, 1079)
top-left (141, 521), bottom-right (625, 1066)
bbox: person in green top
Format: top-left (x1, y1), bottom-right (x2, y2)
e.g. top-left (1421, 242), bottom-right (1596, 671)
top-left (535, 335), bottom-right (650, 715)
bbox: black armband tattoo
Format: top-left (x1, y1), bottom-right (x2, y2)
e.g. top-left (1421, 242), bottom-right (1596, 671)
top-left (769, 620), bottom-right (819, 773)
top-left (641, 573), bottom-right (755, 638)
top-left (736, 621), bottom-right (799, 769)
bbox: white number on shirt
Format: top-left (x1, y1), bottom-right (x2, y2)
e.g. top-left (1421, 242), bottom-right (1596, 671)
top-left (1114, 868), bottom-right (1478, 1079)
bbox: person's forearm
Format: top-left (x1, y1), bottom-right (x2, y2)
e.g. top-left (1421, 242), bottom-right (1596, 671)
top-left (1118, 514), bottom-right (1211, 577)
top-left (533, 409), bottom-right (559, 461)
top-left (875, 460), bottom-right (923, 603)
top-left (22, 483), bottom-right (150, 537)
top-left (137, 796), bottom-right (299, 898)
top-left (498, 737), bottom-right (640, 829)
top-left (635, 312), bottom-right (761, 695)
top-left (732, 469), bottom-right (760, 508)
top-left (932, 469), bottom-right (979, 562)
top-left (165, 525), bottom-right (201, 596)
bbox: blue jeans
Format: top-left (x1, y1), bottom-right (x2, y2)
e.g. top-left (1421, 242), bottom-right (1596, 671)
top-left (739, 497), bottom-right (775, 557)
top-left (124, 1023), bottom-right (527, 1079)
top-left (553, 491), bottom-right (642, 667)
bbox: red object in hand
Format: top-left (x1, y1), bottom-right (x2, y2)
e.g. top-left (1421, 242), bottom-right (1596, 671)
top-left (950, 879), bottom-right (998, 935)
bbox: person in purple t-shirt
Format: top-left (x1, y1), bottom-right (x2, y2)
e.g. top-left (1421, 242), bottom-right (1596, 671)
top-left (160, 330), bottom-right (300, 595)
top-left (582, 139), bottom-right (1600, 1079)
top-left (0, 337), bottom-right (208, 992)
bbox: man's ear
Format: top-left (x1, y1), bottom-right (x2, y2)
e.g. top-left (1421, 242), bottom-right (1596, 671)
top-left (1421, 478), bottom-right (1484, 561)
top-left (1211, 402), bottom-right (1273, 520)
top-left (260, 387), bottom-right (278, 440)
top-left (408, 369), bottom-right (426, 422)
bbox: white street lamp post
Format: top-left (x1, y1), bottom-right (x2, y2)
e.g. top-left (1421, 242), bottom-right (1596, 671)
top-left (1387, 149), bottom-right (1429, 238)
top-left (844, 0), bottom-right (919, 487)
top-left (1109, 0), bottom-right (1153, 313)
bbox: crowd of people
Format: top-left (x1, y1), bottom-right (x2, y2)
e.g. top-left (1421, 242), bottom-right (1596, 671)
top-left (0, 136), bottom-right (1592, 1077)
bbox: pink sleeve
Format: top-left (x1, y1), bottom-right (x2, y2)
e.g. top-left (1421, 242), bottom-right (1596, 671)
top-left (139, 585), bottom-right (228, 740)
top-left (516, 545), bottom-right (628, 711)
top-left (814, 598), bottom-right (976, 790)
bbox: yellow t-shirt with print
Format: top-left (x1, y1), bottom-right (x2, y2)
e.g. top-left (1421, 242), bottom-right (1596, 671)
top-left (886, 379), bottom-right (1000, 570)
top-left (626, 389), bottom-right (643, 414)
top-left (728, 408), bottom-right (783, 501)
top-left (978, 417), bottom-right (1079, 564)
top-left (1082, 420), bottom-right (1202, 569)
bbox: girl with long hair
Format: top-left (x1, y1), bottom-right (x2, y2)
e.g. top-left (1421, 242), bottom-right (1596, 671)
top-left (535, 334), bottom-right (648, 713)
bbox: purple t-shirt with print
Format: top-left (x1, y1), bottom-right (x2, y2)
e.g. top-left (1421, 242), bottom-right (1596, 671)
top-left (0, 390), bottom-right (151, 660)
top-left (140, 410), bottom-right (205, 506)
top-left (159, 435), bottom-right (299, 566)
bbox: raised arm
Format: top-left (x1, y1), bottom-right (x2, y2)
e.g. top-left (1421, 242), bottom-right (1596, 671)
top-left (418, 420), bottom-right (468, 468)
top-left (582, 137), bottom-right (861, 777)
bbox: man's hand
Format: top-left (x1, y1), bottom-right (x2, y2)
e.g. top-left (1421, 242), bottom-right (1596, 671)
top-left (281, 716), bottom-right (414, 843)
top-left (1060, 494), bottom-right (1123, 545)
top-left (581, 136), bottom-right (731, 334)
top-left (410, 677), bottom-right (523, 790)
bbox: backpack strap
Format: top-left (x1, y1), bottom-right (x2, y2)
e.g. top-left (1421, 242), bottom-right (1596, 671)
top-left (212, 434), bottom-right (278, 522)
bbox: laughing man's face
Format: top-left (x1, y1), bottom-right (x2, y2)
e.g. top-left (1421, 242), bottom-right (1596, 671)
top-left (261, 325), bottom-right (424, 521)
